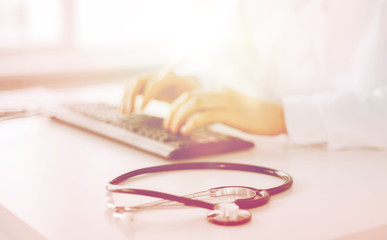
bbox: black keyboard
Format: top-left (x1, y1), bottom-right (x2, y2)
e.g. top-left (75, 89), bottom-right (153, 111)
top-left (50, 103), bottom-right (254, 159)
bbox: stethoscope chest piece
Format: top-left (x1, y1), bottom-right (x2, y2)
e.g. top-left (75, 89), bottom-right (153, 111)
top-left (207, 203), bottom-right (251, 226)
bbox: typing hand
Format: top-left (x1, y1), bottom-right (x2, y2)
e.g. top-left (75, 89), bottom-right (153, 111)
top-left (163, 88), bottom-right (287, 136)
top-left (119, 69), bottom-right (200, 114)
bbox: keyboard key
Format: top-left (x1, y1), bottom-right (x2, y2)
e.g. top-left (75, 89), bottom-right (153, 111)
top-left (53, 103), bottom-right (255, 159)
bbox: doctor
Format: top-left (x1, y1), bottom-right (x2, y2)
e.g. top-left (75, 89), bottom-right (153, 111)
top-left (120, 0), bottom-right (387, 150)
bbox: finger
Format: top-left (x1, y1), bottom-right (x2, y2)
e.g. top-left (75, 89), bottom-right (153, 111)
top-left (180, 111), bottom-right (226, 135)
top-left (140, 76), bottom-right (165, 110)
top-left (120, 76), bottom-right (149, 113)
top-left (169, 97), bottom-right (199, 133)
top-left (163, 92), bottom-right (192, 129)
top-left (168, 93), bottom-right (228, 133)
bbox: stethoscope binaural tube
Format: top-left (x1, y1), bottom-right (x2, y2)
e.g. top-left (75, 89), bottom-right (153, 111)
top-left (106, 162), bottom-right (293, 226)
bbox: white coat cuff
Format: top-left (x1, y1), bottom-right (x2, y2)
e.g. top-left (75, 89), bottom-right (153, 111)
top-left (282, 95), bottom-right (328, 145)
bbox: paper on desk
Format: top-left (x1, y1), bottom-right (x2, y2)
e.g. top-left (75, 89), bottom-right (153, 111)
top-left (0, 87), bottom-right (54, 120)
top-left (0, 83), bottom-right (125, 121)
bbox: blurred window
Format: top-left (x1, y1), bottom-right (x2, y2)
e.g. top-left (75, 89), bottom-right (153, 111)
top-left (0, 0), bottom-right (70, 53)
top-left (0, 0), bottom-right (227, 88)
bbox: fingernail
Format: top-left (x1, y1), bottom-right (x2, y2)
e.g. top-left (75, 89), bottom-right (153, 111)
top-left (125, 101), bottom-right (134, 113)
top-left (163, 117), bottom-right (170, 129)
top-left (170, 122), bottom-right (177, 134)
top-left (122, 104), bottom-right (128, 113)
top-left (180, 125), bottom-right (189, 135)
top-left (118, 103), bottom-right (124, 113)
top-left (170, 124), bottom-right (178, 134)
top-left (122, 104), bottom-right (130, 114)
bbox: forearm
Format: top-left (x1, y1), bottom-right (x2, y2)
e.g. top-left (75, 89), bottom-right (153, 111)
top-left (231, 91), bottom-right (287, 136)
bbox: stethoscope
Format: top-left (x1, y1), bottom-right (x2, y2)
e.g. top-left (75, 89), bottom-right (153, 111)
top-left (106, 162), bottom-right (293, 226)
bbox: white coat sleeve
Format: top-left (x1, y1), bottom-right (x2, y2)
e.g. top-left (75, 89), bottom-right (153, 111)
top-left (283, 0), bottom-right (387, 150)
top-left (283, 88), bottom-right (387, 150)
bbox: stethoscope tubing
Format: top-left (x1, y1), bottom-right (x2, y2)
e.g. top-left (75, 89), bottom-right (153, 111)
top-left (107, 162), bottom-right (293, 211)
top-left (107, 187), bottom-right (215, 210)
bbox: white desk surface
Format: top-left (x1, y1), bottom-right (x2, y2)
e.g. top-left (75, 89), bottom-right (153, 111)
top-left (1, 84), bottom-right (387, 240)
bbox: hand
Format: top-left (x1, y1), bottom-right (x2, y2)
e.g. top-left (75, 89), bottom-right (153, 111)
top-left (119, 69), bottom-right (200, 113)
top-left (163, 88), bottom-right (287, 136)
